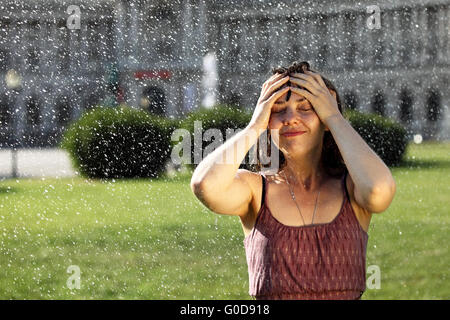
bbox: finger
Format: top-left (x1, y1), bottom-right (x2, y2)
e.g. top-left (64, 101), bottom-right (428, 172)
top-left (304, 70), bottom-right (327, 89)
top-left (288, 77), bottom-right (321, 95)
top-left (264, 72), bottom-right (284, 86)
top-left (261, 76), bottom-right (289, 101)
top-left (289, 87), bottom-right (315, 102)
top-left (263, 74), bottom-right (285, 91)
top-left (264, 86), bottom-right (290, 105)
top-left (290, 73), bottom-right (322, 91)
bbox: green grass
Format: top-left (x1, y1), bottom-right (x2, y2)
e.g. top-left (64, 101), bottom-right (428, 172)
top-left (0, 141), bottom-right (449, 299)
top-left (363, 141), bottom-right (450, 299)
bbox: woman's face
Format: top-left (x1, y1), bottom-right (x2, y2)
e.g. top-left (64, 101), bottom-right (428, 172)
top-left (268, 86), bottom-right (328, 158)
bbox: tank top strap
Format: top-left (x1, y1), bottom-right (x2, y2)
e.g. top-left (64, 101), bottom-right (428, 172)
top-left (253, 172), bottom-right (269, 227)
top-left (243, 173), bottom-right (269, 243)
top-left (260, 173), bottom-right (266, 209)
top-left (342, 170), bottom-right (350, 202)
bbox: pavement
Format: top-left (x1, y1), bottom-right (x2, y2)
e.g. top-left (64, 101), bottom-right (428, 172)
top-left (0, 148), bottom-right (77, 179)
top-left (0, 148), bottom-right (185, 179)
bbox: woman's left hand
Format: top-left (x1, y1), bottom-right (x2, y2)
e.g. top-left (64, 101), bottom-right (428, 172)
top-left (288, 70), bottom-right (341, 125)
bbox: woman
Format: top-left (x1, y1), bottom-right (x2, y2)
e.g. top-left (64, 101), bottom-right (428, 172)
top-left (190, 61), bottom-right (396, 300)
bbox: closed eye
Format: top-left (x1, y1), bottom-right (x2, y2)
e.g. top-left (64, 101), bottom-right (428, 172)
top-left (273, 107), bottom-right (312, 113)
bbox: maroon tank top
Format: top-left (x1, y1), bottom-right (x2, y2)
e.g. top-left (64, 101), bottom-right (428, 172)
top-left (243, 171), bottom-right (369, 300)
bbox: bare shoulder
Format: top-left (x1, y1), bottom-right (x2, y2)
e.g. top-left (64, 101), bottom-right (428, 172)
top-left (237, 169), bottom-right (278, 196)
top-left (236, 168), bottom-right (262, 186)
top-left (235, 169), bottom-right (266, 226)
top-left (345, 173), bottom-right (372, 233)
top-left (236, 169), bottom-right (264, 206)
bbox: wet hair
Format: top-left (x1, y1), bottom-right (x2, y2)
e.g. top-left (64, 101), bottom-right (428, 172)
top-left (251, 60), bottom-right (346, 177)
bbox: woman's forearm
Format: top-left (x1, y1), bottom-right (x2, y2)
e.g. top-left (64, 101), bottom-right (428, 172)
top-left (325, 114), bottom-right (396, 211)
top-left (190, 125), bottom-right (263, 192)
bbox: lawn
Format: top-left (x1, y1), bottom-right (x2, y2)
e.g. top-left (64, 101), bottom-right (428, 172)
top-left (0, 141), bottom-right (448, 299)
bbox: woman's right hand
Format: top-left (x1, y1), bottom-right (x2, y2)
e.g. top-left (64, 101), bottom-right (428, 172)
top-left (248, 73), bottom-right (290, 131)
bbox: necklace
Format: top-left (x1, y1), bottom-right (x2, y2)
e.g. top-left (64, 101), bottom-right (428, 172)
top-left (282, 170), bottom-right (321, 226)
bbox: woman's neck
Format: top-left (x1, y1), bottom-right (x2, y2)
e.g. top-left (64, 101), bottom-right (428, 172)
top-left (281, 152), bottom-right (326, 192)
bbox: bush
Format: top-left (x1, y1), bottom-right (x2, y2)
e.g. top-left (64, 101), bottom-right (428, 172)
top-left (61, 106), bottom-right (177, 179)
top-left (345, 110), bottom-right (408, 166)
top-left (177, 104), bottom-right (253, 169)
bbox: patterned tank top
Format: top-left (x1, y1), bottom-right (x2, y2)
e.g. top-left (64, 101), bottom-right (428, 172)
top-left (243, 171), bottom-right (369, 300)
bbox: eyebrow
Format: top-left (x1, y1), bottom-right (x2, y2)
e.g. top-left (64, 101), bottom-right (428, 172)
top-left (274, 97), bottom-right (306, 104)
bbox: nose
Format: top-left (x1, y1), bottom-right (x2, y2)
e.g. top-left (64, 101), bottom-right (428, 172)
top-left (282, 107), bottom-right (301, 126)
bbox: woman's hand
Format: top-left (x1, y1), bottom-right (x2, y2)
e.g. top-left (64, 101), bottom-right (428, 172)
top-left (288, 70), bottom-right (341, 125)
top-left (248, 73), bottom-right (290, 131)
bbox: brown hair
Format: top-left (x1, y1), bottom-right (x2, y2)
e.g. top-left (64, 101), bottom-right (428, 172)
top-left (251, 61), bottom-right (346, 177)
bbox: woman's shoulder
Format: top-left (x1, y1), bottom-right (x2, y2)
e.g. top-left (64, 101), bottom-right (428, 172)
top-left (235, 169), bottom-right (264, 200)
top-left (236, 169), bottom-right (276, 207)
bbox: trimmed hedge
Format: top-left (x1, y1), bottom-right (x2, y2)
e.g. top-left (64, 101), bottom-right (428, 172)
top-left (178, 106), bottom-right (407, 169)
top-left (177, 104), bottom-right (252, 169)
top-left (61, 106), bottom-right (177, 179)
top-left (345, 110), bottom-right (408, 166)
top-left (61, 105), bottom-right (406, 180)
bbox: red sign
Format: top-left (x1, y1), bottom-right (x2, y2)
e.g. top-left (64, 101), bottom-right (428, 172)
top-left (134, 70), bottom-right (171, 80)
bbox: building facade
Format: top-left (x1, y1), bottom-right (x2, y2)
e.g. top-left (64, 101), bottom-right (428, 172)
top-left (0, 0), bottom-right (448, 148)
top-left (206, 0), bottom-right (449, 140)
top-left (0, 0), bottom-right (116, 147)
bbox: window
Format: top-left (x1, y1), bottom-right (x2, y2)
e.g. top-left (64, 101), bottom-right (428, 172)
top-left (371, 90), bottom-right (385, 116)
top-left (55, 96), bottom-right (72, 127)
top-left (57, 47), bottom-right (70, 72)
top-left (373, 41), bottom-right (384, 66)
top-left (85, 94), bottom-right (100, 111)
top-left (26, 96), bottom-right (40, 127)
top-left (0, 49), bottom-right (10, 72)
top-left (0, 94), bottom-right (10, 127)
top-left (142, 86), bottom-right (166, 116)
top-left (426, 89), bottom-right (441, 122)
top-left (344, 91), bottom-right (358, 110)
top-left (27, 48), bottom-right (40, 73)
top-left (399, 89), bottom-right (413, 123)
top-left (153, 5), bottom-right (174, 21)
top-left (317, 45), bottom-right (328, 68)
top-left (345, 42), bottom-right (356, 67)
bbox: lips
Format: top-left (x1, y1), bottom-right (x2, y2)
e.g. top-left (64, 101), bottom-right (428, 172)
top-left (281, 130), bottom-right (306, 137)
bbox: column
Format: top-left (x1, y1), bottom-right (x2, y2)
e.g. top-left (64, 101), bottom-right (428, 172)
top-left (375, 10), bottom-right (388, 68)
top-left (302, 14), bottom-right (315, 64)
top-left (418, 7), bottom-right (429, 66)
top-left (400, 8), bottom-right (413, 66)
top-left (239, 18), bottom-right (249, 72)
top-left (218, 20), bottom-right (230, 74)
top-left (336, 12), bottom-right (346, 70)
top-left (196, 0), bottom-right (208, 63)
top-left (436, 5), bottom-right (446, 64)
top-left (114, 0), bottom-right (125, 67)
top-left (268, 17), bottom-right (286, 66)
top-left (129, 0), bottom-right (139, 68)
top-left (326, 14), bottom-right (338, 69)
top-left (446, 6), bottom-right (450, 64)
top-left (409, 7), bottom-right (418, 66)
top-left (311, 13), bottom-right (324, 68)
top-left (241, 17), bottom-right (255, 73)
top-left (391, 9), bottom-right (402, 67)
top-left (427, 6), bottom-right (439, 64)
top-left (354, 12), bottom-right (365, 69)
top-left (182, 0), bottom-right (194, 67)
top-left (79, 17), bottom-right (87, 70)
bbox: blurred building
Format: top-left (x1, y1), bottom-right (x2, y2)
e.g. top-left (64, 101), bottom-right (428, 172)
top-left (204, 0), bottom-right (449, 140)
top-left (0, 0), bottom-right (448, 148)
top-left (0, 0), bottom-right (116, 147)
